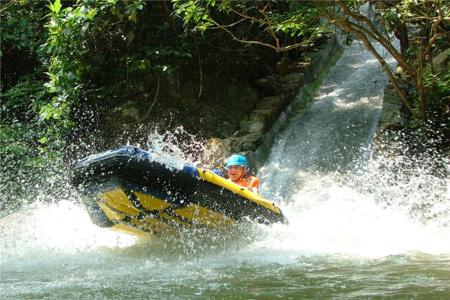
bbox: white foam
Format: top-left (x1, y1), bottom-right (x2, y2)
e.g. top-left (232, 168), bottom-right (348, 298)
top-left (254, 179), bottom-right (450, 258)
top-left (256, 38), bottom-right (450, 259)
top-left (0, 201), bottom-right (137, 262)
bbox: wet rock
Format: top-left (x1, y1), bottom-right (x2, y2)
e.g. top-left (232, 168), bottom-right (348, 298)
top-left (260, 95), bottom-right (285, 107)
top-left (113, 101), bottom-right (141, 121)
top-left (280, 83), bottom-right (301, 94)
top-left (279, 70), bottom-right (305, 95)
top-left (274, 60), bottom-right (290, 75)
top-left (279, 73), bottom-right (304, 84)
top-left (255, 78), bottom-right (270, 87)
top-left (231, 133), bottom-right (261, 152)
top-left (255, 75), bottom-right (280, 95)
top-left (433, 48), bottom-right (450, 73)
top-left (378, 85), bottom-right (407, 131)
top-left (239, 120), bottom-right (264, 135)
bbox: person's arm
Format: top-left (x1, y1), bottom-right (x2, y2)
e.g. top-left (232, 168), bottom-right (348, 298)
top-left (211, 168), bottom-right (224, 177)
top-left (250, 177), bottom-right (259, 193)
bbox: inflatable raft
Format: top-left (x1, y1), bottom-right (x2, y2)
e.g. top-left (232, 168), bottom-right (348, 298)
top-left (71, 146), bottom-right (286, 236)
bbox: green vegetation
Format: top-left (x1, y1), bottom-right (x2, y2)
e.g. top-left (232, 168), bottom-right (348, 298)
top-left (174, 0), bottom-right (449, 148)
top-left (1, 0), bottom-right (449, 211)
top-left (321, 0), bottom-right (449, 147)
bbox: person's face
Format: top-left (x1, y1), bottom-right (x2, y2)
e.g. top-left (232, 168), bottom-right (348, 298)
top-left (227, 165), bottom-right (246, 182)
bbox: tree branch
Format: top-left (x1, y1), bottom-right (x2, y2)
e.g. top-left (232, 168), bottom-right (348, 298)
top-left (0, 0), bottom-right (16, 14)
top-left (338, 4), bottom-right (417, 77)
top-left (332, 14), bottom-right (416, 117)
top-left (210, 17), bottom-right (313, 52)
top-left (210, 16), bottom-right (248, 29)
top-left (229, 7), bottom-right (259, 23)
top-left (415, 13), bottom-right (444, 121)
top-left (258, 3), bottom-right (280, 48)
top-left (197, 49), bottom-right (203, 100)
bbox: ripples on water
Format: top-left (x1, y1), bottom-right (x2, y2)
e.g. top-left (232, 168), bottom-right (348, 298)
top-left (2, 39), bottom-right (450, 298)
top-left (1, 137), bottom-right (448, 299)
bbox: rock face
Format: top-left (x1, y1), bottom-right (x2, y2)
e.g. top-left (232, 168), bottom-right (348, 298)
top-left (372, 84), bottom-right (448, 158)
top-left (372, 83), bottom-right (408, 155)
top-left (373, 48), bottom-right (450, 157)
top-left (202, 37), bottom-right (343, 171)
top-left (433, 48), bottom-right (450, 73)
top-left (377, 84), bottom-right (407, 132)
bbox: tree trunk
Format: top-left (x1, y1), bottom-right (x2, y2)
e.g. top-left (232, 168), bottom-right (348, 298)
top-left (393, 22), bottom-right (409, 55)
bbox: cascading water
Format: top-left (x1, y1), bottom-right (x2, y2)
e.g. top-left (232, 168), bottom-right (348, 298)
top-left (1, 39), bottom-right (449, 298)
top-left (257, 39), bottom-right (450, 259)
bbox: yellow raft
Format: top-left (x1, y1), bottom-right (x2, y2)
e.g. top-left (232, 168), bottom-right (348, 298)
top-left (71, 146), bottom-right (286, 236)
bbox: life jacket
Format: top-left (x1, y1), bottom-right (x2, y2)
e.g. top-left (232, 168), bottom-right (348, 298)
top-left (230, 175), bottom-right (259, 192)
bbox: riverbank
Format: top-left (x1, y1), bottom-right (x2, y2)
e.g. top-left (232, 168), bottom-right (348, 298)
top-left (199, 37), bottom-right (343, 170)
top-left (92, 36), bottom-right (343, 170)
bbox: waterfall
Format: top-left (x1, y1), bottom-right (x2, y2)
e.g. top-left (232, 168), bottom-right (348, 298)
top-left (1, 32), bottom-right (449, 300)
top-left (259, 39), bottom-right (388, 202)
top-left (256, 39), bottom-right (450, 258)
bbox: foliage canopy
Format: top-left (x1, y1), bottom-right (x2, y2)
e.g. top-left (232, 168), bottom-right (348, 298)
top-left (1, 0), bottom-right (449, 151)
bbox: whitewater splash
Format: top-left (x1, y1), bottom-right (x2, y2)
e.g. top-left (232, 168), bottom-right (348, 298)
top-left (1, 152), bottom-right (448, 263)
top-left (255, 36), bottom-right (450, 259)
top-left (1, 37), bottom-right (449, 263)
top-left (253, 166), bottom-right (450, 259)
top-left (0, 127), bottom-right (206, 263)
top-left (0, 201), bottom-right (137, 263)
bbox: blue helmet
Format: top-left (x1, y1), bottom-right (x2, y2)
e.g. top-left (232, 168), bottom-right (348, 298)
top-left (224, 154), bottom-right (249, 170)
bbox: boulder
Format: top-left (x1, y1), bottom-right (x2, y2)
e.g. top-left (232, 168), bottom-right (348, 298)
top-left (274, 60), bottom-right (290, 75)
top-left (279, 72), bottom-right (305, 84)
top-left (231, 133), bottom-right (261, 152)
top-left (255, 75), bottom-right (280, 95)
top-left (377, 85), bottom-right (407, 132)
top-left (433, 48), bottom-right (450, 73)
top-left (280, 83), bottom-right (301, 94)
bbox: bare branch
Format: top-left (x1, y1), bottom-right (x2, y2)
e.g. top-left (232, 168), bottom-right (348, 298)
top-left (210, 16), bottom-right (248, 29)
top-left (326, 8), bottom-right (416, 117)
top-left (339, 4), bottom-right (417, 76)
top-left (258, 4), bottom-right (280, 48)
top-left (197, 49), bottom-right (203, 100)
top-left (324, 12), bottom-right (417, 77)
top-left (210, 17), bottom-right (312, 53)
top-left (229, 7), bottom-right (259, 23)
top-left (407, 16), bottom-right (450, 21)
top-left (0, 0), bottom-right (17, 15)
top-left (361, 33), bottom-right (416, 118)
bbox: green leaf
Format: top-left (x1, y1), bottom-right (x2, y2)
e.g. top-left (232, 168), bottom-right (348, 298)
top-left (49, 0), bottom-right (61, 14)
top-left (38, 136), bottom-right (48, 145)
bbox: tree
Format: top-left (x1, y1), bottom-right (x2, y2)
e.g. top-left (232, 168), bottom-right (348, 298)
top-left (322, 0), bottom-right (449, 127)
top-left (173, 0), bottom-right (329, 52)
top-left (174, 0), bottom-right (450, 147)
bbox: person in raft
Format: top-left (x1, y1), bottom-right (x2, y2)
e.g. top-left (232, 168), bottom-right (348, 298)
top-left (224, 154), bottom-right (259, 193)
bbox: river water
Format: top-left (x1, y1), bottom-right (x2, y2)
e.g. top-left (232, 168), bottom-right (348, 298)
top-left (1, 40), bottom-right (449, 299)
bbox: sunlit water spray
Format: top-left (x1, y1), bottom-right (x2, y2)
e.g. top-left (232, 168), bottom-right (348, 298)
top-left (252, 172), bottom-right (449, 259)
top-left (0, 201), bottom-right (137, 264)
top-left (1, 32), bottom-right (449, 298)
top-left (144, 126), bottom-right (206, 169)
top-left (255, 39), bottom-right (450, 259)
top-left (0, 128), bottom-right (244, 265)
